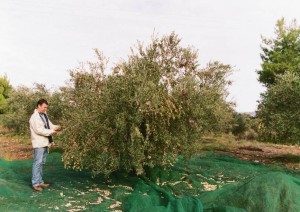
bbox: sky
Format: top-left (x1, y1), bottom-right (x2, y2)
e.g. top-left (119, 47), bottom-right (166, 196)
top-left (1, 0), bottom-right (300, 112)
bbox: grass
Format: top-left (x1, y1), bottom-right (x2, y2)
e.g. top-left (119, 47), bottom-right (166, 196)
top-left (197, 134), bottom-right (264, 152)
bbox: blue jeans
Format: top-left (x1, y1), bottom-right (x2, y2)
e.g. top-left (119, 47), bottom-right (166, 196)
top-left (32, 147), bottom-right (48, 187)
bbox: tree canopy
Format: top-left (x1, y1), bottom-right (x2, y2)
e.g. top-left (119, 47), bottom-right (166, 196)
top-left (258, 18), bottom-right (300, 87)
top-left (1, 84), bottom-right (64, 134)
top-left (60, 33), bottom-right (234, 176)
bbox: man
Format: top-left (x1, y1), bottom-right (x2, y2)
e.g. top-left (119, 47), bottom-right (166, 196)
top-left (29, 99), bottom-right (61, 191)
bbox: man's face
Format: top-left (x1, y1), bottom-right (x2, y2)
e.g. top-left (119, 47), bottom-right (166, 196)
top-left (37, 103), bottom-right (48, 113)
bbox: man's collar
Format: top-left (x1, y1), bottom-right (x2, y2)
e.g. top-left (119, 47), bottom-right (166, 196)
top-left (35, 109), bottom-right (46, 115)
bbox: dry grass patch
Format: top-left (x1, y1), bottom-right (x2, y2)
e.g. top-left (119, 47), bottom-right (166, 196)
top-left (201, 135), bottom-right (300, 170)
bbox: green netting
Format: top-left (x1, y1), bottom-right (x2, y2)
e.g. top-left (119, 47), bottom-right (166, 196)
top-left (0, 152), bottom-right (300, 212)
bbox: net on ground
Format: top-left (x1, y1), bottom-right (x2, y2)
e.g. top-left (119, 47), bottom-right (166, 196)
top-left (0, 152), bottom-right (300, 212)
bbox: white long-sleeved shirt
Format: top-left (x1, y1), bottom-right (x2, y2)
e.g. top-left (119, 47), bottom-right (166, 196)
top-left (29, 109), bottom-right (59, 148)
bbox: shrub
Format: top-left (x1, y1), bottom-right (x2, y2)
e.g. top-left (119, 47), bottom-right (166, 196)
top-left (257, 73), bottom-right (300, 144)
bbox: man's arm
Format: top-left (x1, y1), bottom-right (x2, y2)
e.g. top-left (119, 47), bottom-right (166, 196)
top-left (49, 120), bottom-right (62, 131)
top-left (30, 116), bottom-right (56, 136)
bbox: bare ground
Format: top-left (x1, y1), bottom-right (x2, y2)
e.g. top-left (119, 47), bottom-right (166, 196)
top-left (215, 143), bottom-right (300, 170)
top-left (0, 127), bottom-right (32, 160)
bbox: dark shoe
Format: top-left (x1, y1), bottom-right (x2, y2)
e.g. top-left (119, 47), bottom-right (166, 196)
top-left (33, 186), bottom-right (43, 191)
top-left (40, 183), bottom-right (50, 188)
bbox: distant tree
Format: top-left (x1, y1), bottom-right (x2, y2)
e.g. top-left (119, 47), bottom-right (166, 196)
top-left (257, 72), bottom-right (300, 144)
top-left (258, 18), bottom-right (300, 87)
top-left (232, 112), bottom-right (258, 140)
top-left (2, 84), bottom-right (64, 134)
top-left (257, 19), bottom-right (300, 144)
top-left (0, 75), bottom-right (12, 114)
top-left (60, 33), bottom-right (234, 176)
top-left (232, 113), bottom-right (247, 135)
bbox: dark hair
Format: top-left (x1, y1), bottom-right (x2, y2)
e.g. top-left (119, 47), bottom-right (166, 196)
top-left (37, 99), bottom-right (48, 107)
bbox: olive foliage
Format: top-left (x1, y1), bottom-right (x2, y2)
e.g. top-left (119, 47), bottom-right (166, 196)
top-left (2, 84), bottom-right (64, 134)
top-left (60, 33), bottom-right (234, 176)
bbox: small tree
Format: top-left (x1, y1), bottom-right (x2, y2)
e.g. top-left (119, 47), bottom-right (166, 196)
top-left (60, 33), bottom-right (234, 176)
top-left (0, 75), bottom-right (12, 114)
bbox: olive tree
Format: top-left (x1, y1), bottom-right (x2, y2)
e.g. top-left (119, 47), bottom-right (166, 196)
top-left (60, 33), bottom-right (234, 176)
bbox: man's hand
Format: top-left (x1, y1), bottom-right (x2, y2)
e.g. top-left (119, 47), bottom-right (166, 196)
top-left (54, 125), bottom-right (62, 131)
top-left (51, 130), bottom-right (58, 135)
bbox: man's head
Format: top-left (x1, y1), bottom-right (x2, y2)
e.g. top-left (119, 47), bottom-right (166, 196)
top-left (37, 99), bottom-right (49, 113)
